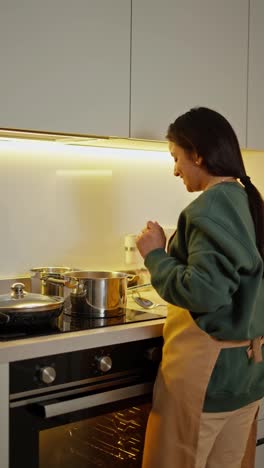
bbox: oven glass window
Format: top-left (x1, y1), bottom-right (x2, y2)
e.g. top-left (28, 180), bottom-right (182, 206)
top-left (39, 402), bottom-right (151, 467)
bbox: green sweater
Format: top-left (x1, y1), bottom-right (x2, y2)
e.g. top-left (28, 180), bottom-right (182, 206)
top-left (145, 182), bottom-right (264, 412)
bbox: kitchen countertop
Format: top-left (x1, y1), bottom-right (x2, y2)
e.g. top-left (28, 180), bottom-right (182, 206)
top-left (0, 287), bottom-right (167, 363)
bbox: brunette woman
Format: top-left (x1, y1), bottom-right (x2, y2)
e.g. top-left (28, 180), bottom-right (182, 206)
top-left (136, 107), bottom-right (264, 468)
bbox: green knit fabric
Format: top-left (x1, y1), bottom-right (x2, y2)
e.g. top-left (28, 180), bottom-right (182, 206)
top-left (145, 182), bottom-right (264, 411)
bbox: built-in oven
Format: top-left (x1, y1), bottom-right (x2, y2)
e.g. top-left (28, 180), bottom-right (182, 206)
top-left (9, 336), bottom-right (163, 468)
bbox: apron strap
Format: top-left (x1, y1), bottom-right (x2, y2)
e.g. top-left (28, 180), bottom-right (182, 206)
top-left (211, 335), bottom-right (264, 364)
top-left (247, 336), bottom-right (264, 363)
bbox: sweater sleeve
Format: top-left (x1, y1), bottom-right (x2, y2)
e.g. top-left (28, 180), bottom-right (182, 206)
top-left (144, 215), bottom-right (248, 313)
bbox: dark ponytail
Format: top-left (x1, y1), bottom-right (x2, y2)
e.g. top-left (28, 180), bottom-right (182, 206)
top-left (167, 107), bottom-right (264, 261)
top-left (239, 176), bottom-right (264, 260)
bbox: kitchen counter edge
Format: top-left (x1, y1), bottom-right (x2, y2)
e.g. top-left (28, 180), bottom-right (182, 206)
top-left (0, 318), bottom-right (165, 363)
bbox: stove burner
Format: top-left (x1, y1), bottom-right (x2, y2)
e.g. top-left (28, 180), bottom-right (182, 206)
top-left (61, 311), bottom-right (126, 331)
top-left (0, 308), bottom-right (166, 341)
top-left (63, 294), bottom-right (126, 319)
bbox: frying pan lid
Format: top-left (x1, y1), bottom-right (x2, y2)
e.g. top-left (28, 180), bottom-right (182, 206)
top-left (0, 283), bottom-right (64, 312)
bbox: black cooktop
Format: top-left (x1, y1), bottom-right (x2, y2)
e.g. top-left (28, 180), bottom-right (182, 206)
top-left (0, 308), bottom-right (166, 341)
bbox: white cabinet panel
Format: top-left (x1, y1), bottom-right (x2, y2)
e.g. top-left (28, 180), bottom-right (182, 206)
top-left (247, 0), bottom-right (264, 150)
top-left (257, 419), bottom-right (264, 440)
top-left (255, 443), bottom-right (264, 468)
top-left (258, 399), bottom-right (264, 420)
top-left (131, 0), bottom-right (248, 146)
top-left (0, 1), bottom-right (130, 137)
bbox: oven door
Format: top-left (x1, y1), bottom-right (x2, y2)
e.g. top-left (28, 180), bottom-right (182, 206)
top-left (10, 381), bottom-right (153, 468)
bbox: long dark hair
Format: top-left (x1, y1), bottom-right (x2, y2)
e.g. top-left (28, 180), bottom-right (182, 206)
top-left (167, 106), bottom-right (264, 261)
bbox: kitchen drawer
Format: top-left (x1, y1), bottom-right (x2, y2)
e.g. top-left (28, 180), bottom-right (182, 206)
top-left (257, 419), bottom-right (264, 440)
top-left (258, 399), bottom-right (264, 419)
top-left (255, 442), bottom-right (264, 468)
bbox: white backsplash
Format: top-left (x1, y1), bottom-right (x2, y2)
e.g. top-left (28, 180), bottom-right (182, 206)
top-left (1, 140), bottom-right (263, 278)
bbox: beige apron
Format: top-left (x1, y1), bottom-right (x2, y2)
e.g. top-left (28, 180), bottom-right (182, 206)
top-left (142, 305), bottom-right (261, 468)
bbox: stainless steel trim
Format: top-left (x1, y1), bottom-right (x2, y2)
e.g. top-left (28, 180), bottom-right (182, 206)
top-left (37, 382), bottom-right (153, 418)
top-left (10, 368), bottom-right (142, 400)
top-left (10, 376), bottom-right (149, 408)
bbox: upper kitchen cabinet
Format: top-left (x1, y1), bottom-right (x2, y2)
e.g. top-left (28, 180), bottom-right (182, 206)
top-left (0, 1), bottom-right (130, 137)
top-left (130, 0), bottom-right (248, 146)
top-left (247, 0), bottom-right (264, 150)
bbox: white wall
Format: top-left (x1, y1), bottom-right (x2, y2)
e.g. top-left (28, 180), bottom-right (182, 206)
top-left (0, 140), bottom-right (196, 277)
top-left (242, 150), bottom-right (264, 193)
top-left (1, 141), bottom-right (263, 278)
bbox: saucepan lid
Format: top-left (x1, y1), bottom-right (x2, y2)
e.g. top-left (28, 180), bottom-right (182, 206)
top-left (0, 282), bottom-right (64, 312)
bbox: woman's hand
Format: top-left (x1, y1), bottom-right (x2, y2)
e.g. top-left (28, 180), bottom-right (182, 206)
top-left (136, 221), bottom-right (166, 259)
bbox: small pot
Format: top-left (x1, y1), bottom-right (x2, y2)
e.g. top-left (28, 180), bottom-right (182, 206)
top-left (47, 271), bottom-right (136, 318)
top-left (30, 267), bottom-right (73, 297)
top-left (0, 282), bottom-right (64, 328)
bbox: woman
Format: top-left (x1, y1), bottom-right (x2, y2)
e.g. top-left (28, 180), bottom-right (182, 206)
top-left (136, 107), bottom-right (264, 468)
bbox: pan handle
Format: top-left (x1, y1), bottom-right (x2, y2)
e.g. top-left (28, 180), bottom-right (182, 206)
top-left (46, 275), bottom-right (139, 287)
top-left (127, 283), bottom-right (152, 291)
top-left (127, 274), bottom-right (137, 280)
top-left (126, 273), bottom-right (139, 286)
top-left (0, 311), bottom-right (10, 324)
top-left (43, 277), bottom-right (78, 289)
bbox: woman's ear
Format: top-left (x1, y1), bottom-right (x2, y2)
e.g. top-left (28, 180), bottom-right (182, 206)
top-left (194, 155), bottom-right (203, 166)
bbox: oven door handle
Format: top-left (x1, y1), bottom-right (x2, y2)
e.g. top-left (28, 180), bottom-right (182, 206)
top-left (35, 382), bottom-right (154, 418)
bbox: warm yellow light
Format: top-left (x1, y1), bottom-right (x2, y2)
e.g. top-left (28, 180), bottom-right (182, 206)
top-left (0, 137), bottom-right (171, 165)
top-left (56, 169), bottom-right (113, 177)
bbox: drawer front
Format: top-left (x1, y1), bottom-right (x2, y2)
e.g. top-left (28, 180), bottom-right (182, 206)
top-left (255, 442), bottom-right (264, 468)
top-left (258, 399), bottom-right (264, 419)
top-left (257, 419), bottom-right (264, 440)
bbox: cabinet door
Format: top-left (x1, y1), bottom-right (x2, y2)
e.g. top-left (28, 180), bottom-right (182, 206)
top-left (247, 0), bottom-right (264, 150)
top-left (0, 1), bottom-right (130, 137)
top-left (255, 444), bottom-right (264, 468)
top-left (131, 0), bottom-right (248, 146)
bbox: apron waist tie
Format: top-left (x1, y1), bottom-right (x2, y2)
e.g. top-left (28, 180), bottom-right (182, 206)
top-left (247, 336), bottom-right (264, 363)
top-left (211, 335), bottom-right (264, 363)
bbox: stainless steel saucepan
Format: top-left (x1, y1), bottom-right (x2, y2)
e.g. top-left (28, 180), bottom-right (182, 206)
top-left (46, 271), bottom-right (136, 318)
top-left (30, 266), bottom-right (78, 297)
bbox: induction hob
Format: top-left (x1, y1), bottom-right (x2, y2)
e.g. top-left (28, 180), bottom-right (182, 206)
top-left (0, 308), bottom-right (166, 341)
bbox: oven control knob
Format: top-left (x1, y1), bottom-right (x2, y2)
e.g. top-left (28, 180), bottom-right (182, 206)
top-left (145, 347), bottom-right (162, 362)
top-left (39, 366), bottom-right (57, 384)
top-left (96, 355), bottom-right (112, 373)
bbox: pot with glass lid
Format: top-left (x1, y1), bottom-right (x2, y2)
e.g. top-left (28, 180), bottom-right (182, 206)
top-left (0, 282), bottom-right (64, 327)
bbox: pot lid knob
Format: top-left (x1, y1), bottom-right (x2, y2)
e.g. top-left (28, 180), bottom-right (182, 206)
top-left (11, 282), bottom-right (26, 299)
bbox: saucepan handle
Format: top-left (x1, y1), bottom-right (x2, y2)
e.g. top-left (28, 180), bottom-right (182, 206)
top-left (44, 277), bottom-right (78, 289)
top-left (126, 274), bottom-right (139, 282)
top-left (127, 274), bottom-right (136, 280)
